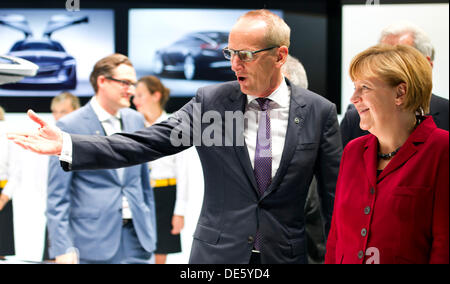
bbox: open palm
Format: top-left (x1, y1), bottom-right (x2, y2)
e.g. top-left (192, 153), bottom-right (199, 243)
top-left (7, 110), bottom-right (63, 156)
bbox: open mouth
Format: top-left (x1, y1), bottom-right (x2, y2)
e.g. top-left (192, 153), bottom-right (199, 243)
top-left (237, 75), bottom-right (247, 82)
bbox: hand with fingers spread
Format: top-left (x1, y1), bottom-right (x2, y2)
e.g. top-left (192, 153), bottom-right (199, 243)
top-left (7, 110), bottom-right (64, 156)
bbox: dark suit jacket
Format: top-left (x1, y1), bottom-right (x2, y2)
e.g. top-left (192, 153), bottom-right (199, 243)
top-left (65, 79), bottom-right (342, 264)
top-left (340, 94), bottom-right (449, 147)
top-left (326, 116), bottom-right (449, 264)
top-left (48, 103), bottom-right (156, 261)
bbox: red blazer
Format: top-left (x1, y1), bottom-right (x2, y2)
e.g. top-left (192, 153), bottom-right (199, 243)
top-left (326, 116), bottom-right (449, 264)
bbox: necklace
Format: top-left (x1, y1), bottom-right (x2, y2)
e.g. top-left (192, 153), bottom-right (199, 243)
top-left (377, 147), bottom-right (401, 160)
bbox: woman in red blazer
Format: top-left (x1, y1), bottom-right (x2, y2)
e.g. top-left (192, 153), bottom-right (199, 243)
top-left (325, 44), bottom-right (449, 264)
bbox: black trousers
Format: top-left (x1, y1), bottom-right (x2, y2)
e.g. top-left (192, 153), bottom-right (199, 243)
top-left (0, 193), bottom-right (15, 256)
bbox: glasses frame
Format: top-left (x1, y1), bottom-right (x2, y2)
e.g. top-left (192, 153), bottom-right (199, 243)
top-left (105, 76), bottom-right (137, 89)
top-left (222, 46), bottom-right (279, 62)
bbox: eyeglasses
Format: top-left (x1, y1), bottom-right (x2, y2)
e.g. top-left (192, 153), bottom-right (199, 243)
top-left (105, 76), bottom-right (137, 89)
top-left (222, 46), bottom-right (278, 62)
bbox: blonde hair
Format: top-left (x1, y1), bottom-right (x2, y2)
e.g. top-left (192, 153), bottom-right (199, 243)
top-left (349, 44), bottom-right (432, 114)
top-left (51, 92), bottom-right (80, 111)
top-left (238, 9), bottom-right (290, 48)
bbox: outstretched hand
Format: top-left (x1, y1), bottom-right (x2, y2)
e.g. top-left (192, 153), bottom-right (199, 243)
top-left (7, 110), bottom-right (64, 156)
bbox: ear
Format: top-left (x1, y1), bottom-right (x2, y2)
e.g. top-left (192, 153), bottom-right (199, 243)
top-left (276, 46), bottom-right (289, 67)
top-left (152, 91), bottom-right (162, 103)
top-left (97, 75), bottom-right (107, 90)
top-left (395, 83), bottom-right (407, 106)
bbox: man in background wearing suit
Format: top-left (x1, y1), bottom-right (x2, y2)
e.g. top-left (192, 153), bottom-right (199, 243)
top-left (341, 21), bottom-right (449, 147)
top-left (46, 54), bottom-right (156, 264)
top-left (9, 10), bottom-right (342, 264)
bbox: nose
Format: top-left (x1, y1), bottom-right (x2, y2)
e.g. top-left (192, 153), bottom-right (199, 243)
top-left (350, 88), bottom-right (361, 104)
top-left (230, 54), bottom-right (243, 72)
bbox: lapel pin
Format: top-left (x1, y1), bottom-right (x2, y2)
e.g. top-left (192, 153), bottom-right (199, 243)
top-left (95, 130), bottom-right (100, 135)
top-left (294, 117), bottom-right (300, 124)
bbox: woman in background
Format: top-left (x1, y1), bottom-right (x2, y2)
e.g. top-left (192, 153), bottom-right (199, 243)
top-left (133, 75), bottom-right (189, 264)
top-left (0, 106), bottom-right (15, 260)
top-left (325, 44), bottom-right (448, 264)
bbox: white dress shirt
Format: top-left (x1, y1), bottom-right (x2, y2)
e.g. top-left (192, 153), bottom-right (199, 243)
top-left (81, 97), bottom-right (132, 219)
top-left (147, 112), bottom-right (189, 216)
top-left (244, 78), bottom-right (290, 178)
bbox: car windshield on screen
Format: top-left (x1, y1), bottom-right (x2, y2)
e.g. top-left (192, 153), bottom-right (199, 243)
top-left (14, 42), bottom-right (61, 51)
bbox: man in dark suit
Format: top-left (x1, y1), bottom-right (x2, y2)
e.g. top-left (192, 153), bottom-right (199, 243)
top-left (9, 10), bottom-right (342, 264)
top-left (341, 21), bottom-right (449, 147)
top-left (46, 54), bottom-right (156, 264)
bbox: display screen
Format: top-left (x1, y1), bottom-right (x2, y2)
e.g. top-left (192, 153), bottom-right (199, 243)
top-left (128, 9), bottom-right (283, 97)
top-left (0, 9), bottom-right (114, 97)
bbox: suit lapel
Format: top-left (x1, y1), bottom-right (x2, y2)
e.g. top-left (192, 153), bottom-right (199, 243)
top-left (363, 135), bottom-right (378, 189)
top-left (262, 83), bottom-right (306, 199)
top-left (82, 103), bottom-right (121, 183)
top-left (82, 103), bottom-right (106, 136)
top-left (228, 85), bottom-right (260, 196)
top-left (377, 116), bottom-right (433, 182)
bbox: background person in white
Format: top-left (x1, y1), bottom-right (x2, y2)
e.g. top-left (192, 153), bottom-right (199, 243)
top-left (0, 106), bottom-right (15, 260)
top-left (133, 75), bottom-right (190, 264)
top-left (0, 94), bottom-right (79, 262)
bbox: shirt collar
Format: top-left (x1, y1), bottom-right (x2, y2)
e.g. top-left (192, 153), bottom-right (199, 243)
top-left (90, 96), bottom-right (121, 122)
top-left (155, 111), bottom-right (168, 124)
top-left (246, 76), bottom-right (290, 108)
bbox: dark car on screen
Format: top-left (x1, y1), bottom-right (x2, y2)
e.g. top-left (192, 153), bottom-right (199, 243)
top-left (0, 14), bottom-right (88, 90)
top-left (152, 31), bottom-right (234, 81)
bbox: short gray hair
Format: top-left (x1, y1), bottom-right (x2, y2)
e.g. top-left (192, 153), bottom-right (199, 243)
top-left (379, 21), bottom-right (434, 61)
top-left (238, 9), bottom-right (290, 48)
top-left (281, 55), bottom-right (308, 89)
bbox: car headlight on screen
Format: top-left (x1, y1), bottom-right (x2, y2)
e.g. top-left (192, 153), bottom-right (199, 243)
top-left (62, 59), bottom-right (76, 66)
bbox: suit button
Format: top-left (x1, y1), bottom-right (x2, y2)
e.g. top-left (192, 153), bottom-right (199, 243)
top-left (358, 250), bottom-right (364, 259)
top-left (248, 236), bottom-right (254, 244)
top-left (361, 228), bottom-right (367, 237)
top-left (364, 206), bottom-right (371, 215)
top-left (370, 187), bottom-right (375, 194)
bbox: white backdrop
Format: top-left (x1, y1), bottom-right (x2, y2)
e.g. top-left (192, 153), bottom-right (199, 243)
top-left (341, 3), bottom-right (449, 116)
